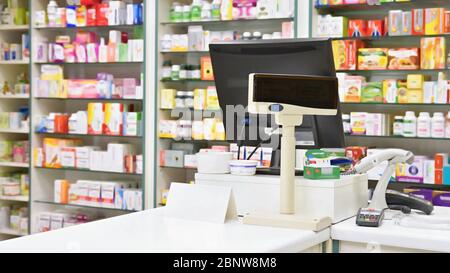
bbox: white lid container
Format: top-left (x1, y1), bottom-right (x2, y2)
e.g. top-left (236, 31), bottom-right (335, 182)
top-left (196, 152), bottom-right (233, 174)
top-left (229, 160), bottom-right (258, 176)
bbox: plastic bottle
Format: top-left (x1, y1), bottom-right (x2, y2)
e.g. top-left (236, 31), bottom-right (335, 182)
top-left (417, 112), bottom-right (431, 138)
top-left (201, 2), bottom-right (212, 21)
top-left (403, 111), bottom-right (417, 138)
top-left (98, 38), bottom-right (108, 63)
top-left (432, 112), bottom-right (446, 138)
top-left (393, 116), bottom-right (404, 136)
top-left (190, 0), bottom-right (202, 21)
top-left (211, 0), bottom-right (221, 20)
top-left (446, 111), bottom-right (450, 138)
top-left (47, 0), bottom-right (58, 27)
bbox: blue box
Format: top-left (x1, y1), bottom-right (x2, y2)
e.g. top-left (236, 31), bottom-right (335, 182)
top-left (444, 166), bottom-right (450, 185)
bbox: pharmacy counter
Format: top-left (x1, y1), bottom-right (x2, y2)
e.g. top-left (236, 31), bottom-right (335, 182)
top-left (0, 208), bottom-right (330, 253)
top-left (331, 207), bottom-right (450, 253)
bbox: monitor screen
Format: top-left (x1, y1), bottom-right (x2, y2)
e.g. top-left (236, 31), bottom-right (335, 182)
top-left (252, 74), bottom-right (339, 110)
top-left (209, 38), bottom-right (344, 150)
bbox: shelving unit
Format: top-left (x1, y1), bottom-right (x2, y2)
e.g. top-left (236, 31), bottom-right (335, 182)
top-left (29, 0), bottom-right (147, 234)
top-left (155, 0), bottom-right (299, 206)
top-left (0, 0), bottom-right (31, 241)
top-left (311, 0), bottom-right (450, 188)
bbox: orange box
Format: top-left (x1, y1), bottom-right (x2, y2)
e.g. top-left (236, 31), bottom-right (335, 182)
top-left (436, 169), bottom-right (443, 185)
top-left (200, 56), bottom-right (214, 81)
top-left (349, 20), bottom-right (367, 37)
top-left (435, 153), bottom-right (449, 169)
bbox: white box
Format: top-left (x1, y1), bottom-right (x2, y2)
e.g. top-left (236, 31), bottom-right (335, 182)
top-left (195, 173), bottom-right (368, 224)
top-left (101, 182), bottom-right (117, 208)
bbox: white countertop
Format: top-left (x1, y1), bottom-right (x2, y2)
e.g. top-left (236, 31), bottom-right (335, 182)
top-left (0, 209), bottom-right (330, 253)
top-left (332, 206), bottom-right (450, 253)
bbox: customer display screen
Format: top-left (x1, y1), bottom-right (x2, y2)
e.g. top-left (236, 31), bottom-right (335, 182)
top-left (253, 74), bottom-right (339, 110)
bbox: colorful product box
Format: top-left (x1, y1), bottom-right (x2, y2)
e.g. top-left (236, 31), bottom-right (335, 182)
top-left (396, 156), bottom-right (426, 183)
top-left (387, 48), bottom-right (419, 70)
top-left (412, 9), bottom-right (425, 35)
top-left (425, 8), bottom-right (445, 35)
top-left (358, 48), bottom-right (388, 70)
top-left (332, 40), bottom-right (364, 70)
top-left (361, 82), bottom-right (383, 103)
top-left (350, 112), bottom-right (367, 135)
top-left (343, 75), bottom-right (365, 102)
top-left (367, 20), bottom-right (384, 37)
top-left (402, 11), bottom-right (412, 35)
top-left (348, 19), bottom-right (367, 37)
top-left (421, 37), bottom-right (446, 69)
top-left (389, 10), bottom-right (402, 36)
top-left (383, 79), bottom-right (398, 103)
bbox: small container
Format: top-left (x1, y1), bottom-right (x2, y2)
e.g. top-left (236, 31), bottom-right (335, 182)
top-left (178, 120), bottom-right (192, 139)
top-left (179, 64), bottom-right (188, 80)
top-left (185, 91), bottom-right (195, 108)
top-left (229, 160), bottom-right (258, 176)
top-left (162, 60), bottom-right (172, 80)
top-left (403, 111), bottom-right (417, 138)
top-left (393, 116), bottom-right (404, 136)
top-left (196, 152), bottom-right (233, 174)
top-left (191, 65), bottom-right (201, 79)
top-left (171, 64), bottom-right (181, 81)
top-left (175, 91), bottom-right (187, 108)
top-left (242, 32), bottom-right (252, 40)
top-left (182, 5), bottom-right (191, 22)
top-left (252, 32), bottom-right (262, 40)
top-left (201, 3), bottom-right (212, 21)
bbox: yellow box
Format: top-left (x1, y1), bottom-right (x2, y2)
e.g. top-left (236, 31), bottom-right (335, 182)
top-left (406, 74), bottom-right (425, 89)
top-left (425, 8), bottom-right (444, 35)
top-left (397, 80), bottom-right (408, 103)
top-left (161, 89), bottom-right (176, 110)
top-left (407, 89), bottom-right (424, 103)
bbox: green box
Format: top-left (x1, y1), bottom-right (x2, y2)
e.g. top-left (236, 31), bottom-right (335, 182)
top-left (304, 165), bottom-right (341, 180)
top-left (361, 82), bottom-right (383, 103)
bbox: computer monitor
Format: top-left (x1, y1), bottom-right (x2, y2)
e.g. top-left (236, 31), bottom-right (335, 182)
top-left (209, 38), bottom-right (345, 152)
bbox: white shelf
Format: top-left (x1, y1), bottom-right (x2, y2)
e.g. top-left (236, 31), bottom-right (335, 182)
top-left (0, 25), bottom-right (28, 31)
top-left (0, 60), bottom-right (29, 65)
top-left (0, 162), bottom-right (29, 168)
top-left (0, 94), bottom-right (29, 99)
top-left (0, 228), bottom-right (27, 236)
top-left (0, 128), bottom-right (29, 134)
top-left (0, 195), bottom-right (29, 202)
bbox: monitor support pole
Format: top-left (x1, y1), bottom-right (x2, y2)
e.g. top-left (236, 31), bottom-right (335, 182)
top-left (278, 114), bottom-right (302, 214)
top-left (243, 113), bottom-right (332, 231)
